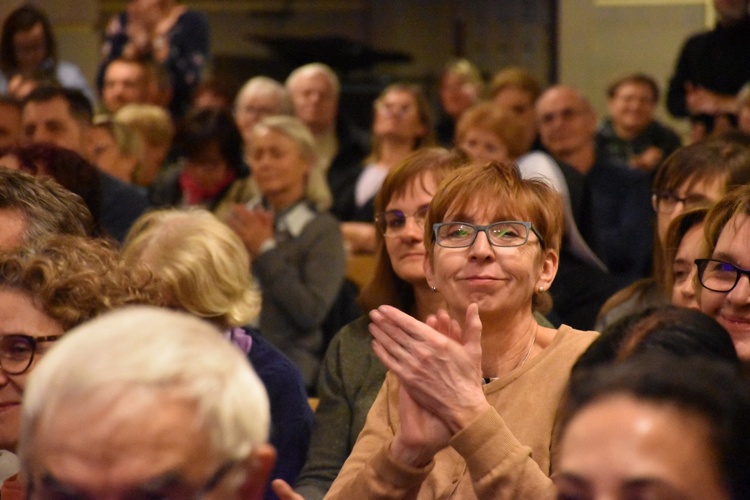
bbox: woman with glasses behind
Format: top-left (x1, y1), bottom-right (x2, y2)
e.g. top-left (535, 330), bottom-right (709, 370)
top-left (0, 235), bottom-right (157, 496)
top-left (698, 184), bottom-right (750, 360)
top-left (326, 161), bottom-right (598, 498)
top-left (597, 137), bottom-right (750, 330)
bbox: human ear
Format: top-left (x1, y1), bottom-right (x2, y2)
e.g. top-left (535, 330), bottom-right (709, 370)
top-left (535, 248), bottom-right (559, 292)
top-left (236, 443), bottom-right (276, 500)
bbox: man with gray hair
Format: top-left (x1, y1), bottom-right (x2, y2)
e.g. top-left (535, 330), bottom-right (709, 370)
top-left (18, 306), bottom-right (276, 499)
top-left (0, 167), bottom-right (94, 249)
top-left (286, 63), bottom-right (367, 220)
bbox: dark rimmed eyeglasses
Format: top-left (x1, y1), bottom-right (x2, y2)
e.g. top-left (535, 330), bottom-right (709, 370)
top-left (0, 334), bottom-right (63, 376)
top-left (651, 192), bottom-right (710, 214)
top-left (375, 205), bottom-right (429, 236)
top-left (433, 221), bottom-right (545, 249)
top-left (695, 258), bottom-right (750, 293)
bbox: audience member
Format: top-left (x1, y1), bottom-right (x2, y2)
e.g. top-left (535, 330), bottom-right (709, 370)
top-left (597, 137), bottom-right (750, 329)
top-left (0, 167), bottom-right (94, 248)
top-left (597, 73), bottom-right (681, 172)
top-left (122, 208), bottom-right (313, 500)
top-left (235, 76), bottom-right (292, 165)
top-left (340, 83), bottom-right (434, 253)
top-left (434, 58), bottom-right (483, 146)
top-left (0, 97), bottom-right (21, 148)
top-left (100, 57), bottom-right (150, 114)
top-left (18, 87), bottom-right (149, 241)
top-left (0, 235), bottom-right (159, 495)
top-left (697, 183), bottom-right (750, 360)
top-left (289, 149), bottom-right (457, 499)
top-left (227, 116), bottom-right (344, 390)
top-left (326, 162), bottom-right (597, 498)
top-left (90, 115), bottom-right (143, 183)
top-left (667, 0), bottom-right (750, 140)
top-left (0, 5), bottom-right (94, 104)
top-left (191, 75), bottom-right (236, 111)
top-left (536, 85), bottom-right (653, 286)
top-left (556, 356), bottom-right (750, 500)
top-left (286, 63), bottom-right (368, 220)
top-left (665, 206), bottom-right (709, 309)
top-left (98, 0), bottom-right (209, 119)
top-left (149, 106), bottom-right (254, 219)
top-left (456, 101), bottom-right (617, 329)
top-left (488, 66), bottom-right (543, 152)
top-left (19, 306), bottom-right (275, 499)
top-left (114, 102), bottom-right (174, 186)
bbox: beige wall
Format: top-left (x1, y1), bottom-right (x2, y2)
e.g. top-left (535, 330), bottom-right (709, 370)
top-left (559, 0), bottom-right (712, 136)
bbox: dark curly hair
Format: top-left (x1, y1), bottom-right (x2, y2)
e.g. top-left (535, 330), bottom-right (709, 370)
top-left (0, 235), bottom-right (159, 330)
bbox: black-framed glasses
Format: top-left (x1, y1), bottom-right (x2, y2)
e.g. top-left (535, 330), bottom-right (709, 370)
top-left (28, 459), bottom-right (240, 499)
top-left (0, 334), bottom-right (63, 376)
top-left (695, 258), bottom-right (750, 293)
top-left (433, 221), bottom-right (545, 249)
top-left (375, 205), bottom-right (429, 236)
top-left (651, 192), bottom-right (710, 214)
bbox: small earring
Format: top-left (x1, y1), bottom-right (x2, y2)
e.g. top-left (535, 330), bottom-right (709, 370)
top-left (431, 285), bottom-right (437, 292)
top-left (538, 286), bottom-right (544, 293)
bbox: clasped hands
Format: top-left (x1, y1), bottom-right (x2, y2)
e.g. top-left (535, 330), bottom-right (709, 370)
top-left (226, 204), bottom-right (274, 258)
top-left (369, 303), bottom-right (491, 467)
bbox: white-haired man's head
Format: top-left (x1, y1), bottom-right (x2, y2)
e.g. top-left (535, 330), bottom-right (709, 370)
top-left (19, 306), bottom-right (275, 499)
top-left (285, 63), bottom-right (340, 135)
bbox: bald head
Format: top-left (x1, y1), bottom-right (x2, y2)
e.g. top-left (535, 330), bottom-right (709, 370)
top-left (536, 85), bottom-right (597, 164)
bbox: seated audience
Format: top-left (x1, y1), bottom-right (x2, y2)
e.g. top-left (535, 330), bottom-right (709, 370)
top-left (122, 208), bottom-right (313, 499)
top-left (596, 73), bottom-right (682, 172)
top-left (488, 66), bottom-right (543, 152)
top-left (665, 206), bottom-right (709, 309)
top-left (149, 106), bottom-right (255, 219)
top-left (536, 85), bottom-right (653, 286)
top-left (227, 116), bottom-right (344, 390)
top-left (19, 306), bottom-right (275, 499)
top-left (597, 137), bottom-right (750, 329)
top-left (556, 355), bottom-right (750, 500)
top-left (114, 102), bottom-right (175, 187)
top-left (19, 86), bottom-right (149, 242)
top-left (286, 63), bottom-right (368, 221)
top-left (340, 83), bottom-right (434, 253)
top-left (191, 75), bottom-right (236, 111)
top-left (99, 57), bottom-right (151, 114)
top-left (98, 0), bottom-right (209, 118)
top-left (0, 5), bottom-right (94, 104)
top-left (90, 115), bottom-right (143, 184)
top-left (0, 235), bottom-right (158, 494)
top-left (697, 183), bottom-right (750, 360)
top-left (434, 58), bottom-right (483, 146)
top-left (326, 162), bottom-right (597, 498)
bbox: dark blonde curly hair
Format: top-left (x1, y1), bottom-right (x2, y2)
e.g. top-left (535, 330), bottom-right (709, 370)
top-left (0, 235), bottom-right (159, 330)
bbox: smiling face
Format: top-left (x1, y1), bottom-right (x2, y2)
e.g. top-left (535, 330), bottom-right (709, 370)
top-left (424, 202), bottom-right (555, 320)
top-left (671, 223), bottom-right (704, 309)
top-left (0, 288), bottom-right (63, 452)
top-left (699, 213), bottom-right (750, 360)
top-left (249, 128), bottom-right (309, 210)
top-left (22, 96), bottom-right (88, 155)
top-left (102, 60), bottom-right (149, 114)
top-left (536, 87), bottom-right (596, 160)
top-left (608, 81), bottom-right (657, 137)
top-left (458, 127), bottom-right (510, 163)
top-left (383, 173), bottom-right (437, 286)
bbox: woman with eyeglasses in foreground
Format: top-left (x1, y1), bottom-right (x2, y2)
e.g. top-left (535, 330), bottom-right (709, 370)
top-left (697, 183), bottom-right (750, 360)
top-left (325, 162), bottom-right (598, 498)
top-left (0, 235), bottom-right (157, 496)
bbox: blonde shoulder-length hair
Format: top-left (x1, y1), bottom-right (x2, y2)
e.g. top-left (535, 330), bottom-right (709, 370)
top-left (122, 208), bottom-right (261, 329)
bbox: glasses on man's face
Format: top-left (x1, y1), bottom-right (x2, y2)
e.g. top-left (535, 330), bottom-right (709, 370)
top-left (29, 459), bottom-right (240, 500)
top-left (375, 205), bottom-right (429, 236)
top-left (695, 258), bottom-right (750, 293)
top-left (651, 192), bottom-right (710, 214)
top-left (0, 334), bottom-right (62, 376)
top-left (433, 221), bottom-right (545, 249)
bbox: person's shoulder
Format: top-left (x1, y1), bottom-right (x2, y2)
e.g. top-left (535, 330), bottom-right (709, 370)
top-left (554, 324), bottom-right (600, 350)
top-left (247, 328), bottom-right (306, 383)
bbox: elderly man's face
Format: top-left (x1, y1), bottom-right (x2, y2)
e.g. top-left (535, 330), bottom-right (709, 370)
top-left (288, 71), bottom-right (338, 134)
top-left (536, 88), bottom-right (596, 160)
top-left (26, 390), bottom-right (249, 499)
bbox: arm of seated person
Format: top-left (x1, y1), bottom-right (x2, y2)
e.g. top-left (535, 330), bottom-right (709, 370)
top-left (340, 222), bottom-right (376, 254)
